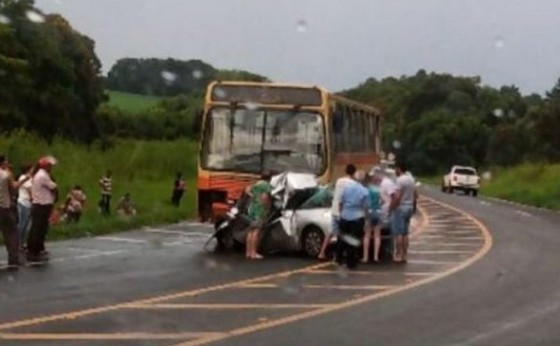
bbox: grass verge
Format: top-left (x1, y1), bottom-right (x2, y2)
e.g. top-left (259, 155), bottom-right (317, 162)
top-left (419, 163), bottom-right (560, 211)
top-left (106, 90), bottom-right (163, 114)
top-left (1, 131), bottom-right (198, 242)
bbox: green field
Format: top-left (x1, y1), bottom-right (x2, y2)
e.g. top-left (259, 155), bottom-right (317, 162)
top-left (481, 164), bottom-right (560, 210)
top-left (0, 131), bottom-right (198, 240)
top-left (106, 90), bottom-right (163, 114)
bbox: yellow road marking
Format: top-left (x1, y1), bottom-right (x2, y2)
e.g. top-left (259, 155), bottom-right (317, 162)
top-left (407, 259), bottom-right (460, 265)
top-left (0, 332), bottom-right (225, 340)
top-left (304, 284), bottom-right (395, 290)
top-left (409, 250), bottom-right (473, 254)
top-left (127, 303), bottom-right (333, 310)
top-left (306, 269), bottom-right (436, 276)
top-left (0, 262), bottom-right (330, 331)
top-left (0, 205), bottom-right (431, 333)
top-left (172, 196), bottom-right (493, 346)
top-left (237, 283), bottom-right (394, 290)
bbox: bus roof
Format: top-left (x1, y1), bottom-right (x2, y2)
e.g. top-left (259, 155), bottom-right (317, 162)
top-left (206, 80), bottom-right (381, 115)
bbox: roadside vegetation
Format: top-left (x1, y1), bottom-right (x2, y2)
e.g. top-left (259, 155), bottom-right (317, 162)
top-left (481, 164), bottom-right (560, 210)
top-left (0, 131), bottom-right (198, 240)
top-left (2, 0), bottom-right (560, 246)
top-left (106, 91), bottom-right (163, 114)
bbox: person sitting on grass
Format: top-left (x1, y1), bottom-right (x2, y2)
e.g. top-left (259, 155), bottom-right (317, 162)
top-left (116, 193), bottom-right (136, 217)
top-left (64, 185), bottom-right (87, 222)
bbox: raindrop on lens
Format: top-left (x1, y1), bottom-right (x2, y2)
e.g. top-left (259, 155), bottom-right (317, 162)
top-left (482, 171), bottom-right (492, 181)
top-left (26, 10), bottom-right (45, 23)
top-left (494, 37), bottom-right (505, 49)
top-left (246, 102), bottom-right (259, 111)
top-left (192, 70), bottom-right (203, 79)
top-left (204, 258), bottom-right (218, 270)
top-left (7, 275), bottom-right (15, 283)
top-left (214, 88), bottom-right (227, 98)
top-left (493, 109), bottom-right (504, 118)
top-left (161, 70), bottom-right (177, 84)
top-left (296, 19), bottom-right (307, 33)
top-left (392, 140), bottom-right (402, 149)
top-left (341, 234), bottom-right (360, 247)
top-left (0, 14), bottom-right (10, 25)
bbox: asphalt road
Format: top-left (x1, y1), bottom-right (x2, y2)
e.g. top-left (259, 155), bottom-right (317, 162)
top-left (0, 188), bottom-right (559, 346)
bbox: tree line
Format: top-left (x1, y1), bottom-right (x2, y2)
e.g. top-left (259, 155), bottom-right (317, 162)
top-left (2, 1), bottom-right (560, 175)
top-left (342, 70), bottom-right (560, 175)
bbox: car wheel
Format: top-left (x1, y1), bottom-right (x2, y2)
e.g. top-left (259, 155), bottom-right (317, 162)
top-left (472, 189), bottom-right (478, 197)
top-left (215, 227), bottom-right (235, 252)
top-left (448, 187), bottom-right (454, 194)
top-left (302, 226), bottom-right (325, 258)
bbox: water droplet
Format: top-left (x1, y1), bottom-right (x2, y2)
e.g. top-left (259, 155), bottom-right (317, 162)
top-left (246, 102), bottom-right (259, 111)
top-left (214, 87), bottom-right (227, 98)
top-left (7, 275), bottom-right (15, 283)
top-left (150, 238), bottom-right (163, 249)
top-left (296, 19), bottom-right (307, 33)
top-left (192, 70), bottom-right (203, 79)
top-left (340, 234), bottom-right (360, 247)
top-left (0, 14), bottom-right (11, 25)
top-left (482, 171), bottom-right (492, 181)
top-left (204, 258), bottom-right (218, 270)
top-left (26, 10), bottom-right (45, 23)
top-left (493, 109), bottom-right (504, 118)
top-left (161, 70), bottom-right (177, 84)
top-left (85, 232), bottom-right (92, 238)
top-left (507, 110), bottom-right (516, 118)
top-left (336, 266), bottom-right (349, 278)
top-left (392, 140), bottom-right (402, 149)
top-left (494, 37), bottom-right (505, 49)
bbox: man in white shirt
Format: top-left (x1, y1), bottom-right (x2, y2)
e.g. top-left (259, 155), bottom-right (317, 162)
top-left (392, 162), bottom-right (417, 263)
top-left (0, 155), bottom-right (31, 269)
top-left (17, 164), bottom-right (33, 249)
top-left (27, 157), bottom-right (57, 262)
top-left (318, 164), bottom-right (356, 260)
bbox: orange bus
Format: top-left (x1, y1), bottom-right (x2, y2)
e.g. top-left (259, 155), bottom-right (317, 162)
top-left (197, 81), bottom-right (382, 220)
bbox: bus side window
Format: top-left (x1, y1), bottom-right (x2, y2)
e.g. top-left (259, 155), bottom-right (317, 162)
top-left (333, 106), bottom-right (344, 152)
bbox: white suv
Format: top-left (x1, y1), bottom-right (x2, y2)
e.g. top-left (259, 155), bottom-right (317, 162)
top-left (442, 166), bottom-right (480, 196)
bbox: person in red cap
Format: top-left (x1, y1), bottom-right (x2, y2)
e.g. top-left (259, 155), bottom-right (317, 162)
top-left (27, 156), bottom-right (58, 263)
top-left (0, 155), bottom-right (32, 270)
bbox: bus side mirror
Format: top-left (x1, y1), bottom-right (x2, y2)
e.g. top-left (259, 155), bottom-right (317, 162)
top-left (193, 109), bottom-right (203, 135)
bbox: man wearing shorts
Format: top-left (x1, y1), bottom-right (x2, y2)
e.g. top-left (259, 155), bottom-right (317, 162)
top-left (362, 172), bottom-right (382, 263)
top-left (318, 164), bottom-right (356, 260)
top-left (338, 170), bottom-right (369, 269)
top-left (245, 173), bottom-right (272, 260)
top-left (392, 162), bottom-right (417, 263)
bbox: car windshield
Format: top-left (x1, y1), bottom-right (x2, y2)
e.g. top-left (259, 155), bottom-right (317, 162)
top-left (455, 168), bottom-right (477, 175)
top-left (299, 185), bottom-right (333, 209)
top-left (201, 107), bottom-right (326, 175)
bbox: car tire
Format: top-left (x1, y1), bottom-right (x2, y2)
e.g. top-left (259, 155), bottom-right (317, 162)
top-left (302, 226), bottom-right (325, 258)
top-left (449, 187), bottom-right (454, 194)
top-left (472, 189), bottom-right (478, 197)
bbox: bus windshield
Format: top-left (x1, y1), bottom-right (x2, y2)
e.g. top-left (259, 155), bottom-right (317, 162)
top-left (201, 107), bottom-right (326, 175)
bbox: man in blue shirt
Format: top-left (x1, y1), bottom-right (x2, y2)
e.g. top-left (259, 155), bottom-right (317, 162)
top-left (338, 170), bottom-right (369, 269)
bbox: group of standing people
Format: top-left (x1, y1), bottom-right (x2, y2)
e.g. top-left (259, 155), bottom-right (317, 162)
top-left (318, 162), bottom-right (417, 269)
top-left (1, 155), bottom-right (58, 269)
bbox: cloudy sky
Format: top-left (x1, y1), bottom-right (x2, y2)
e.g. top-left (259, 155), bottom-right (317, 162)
top-left (36, 0), bottom-right (560, 94)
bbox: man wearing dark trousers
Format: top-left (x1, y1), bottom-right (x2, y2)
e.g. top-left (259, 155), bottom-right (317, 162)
top-left (27, 157), bottom-right (57, 263)
top-left (337, 170), bottom-right (369, 269)
top-left (0, 155), bottom-right (31, 269)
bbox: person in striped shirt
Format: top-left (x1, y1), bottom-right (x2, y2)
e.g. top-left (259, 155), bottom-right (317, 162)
top-left (98, 170), bottom-right (112, 215)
